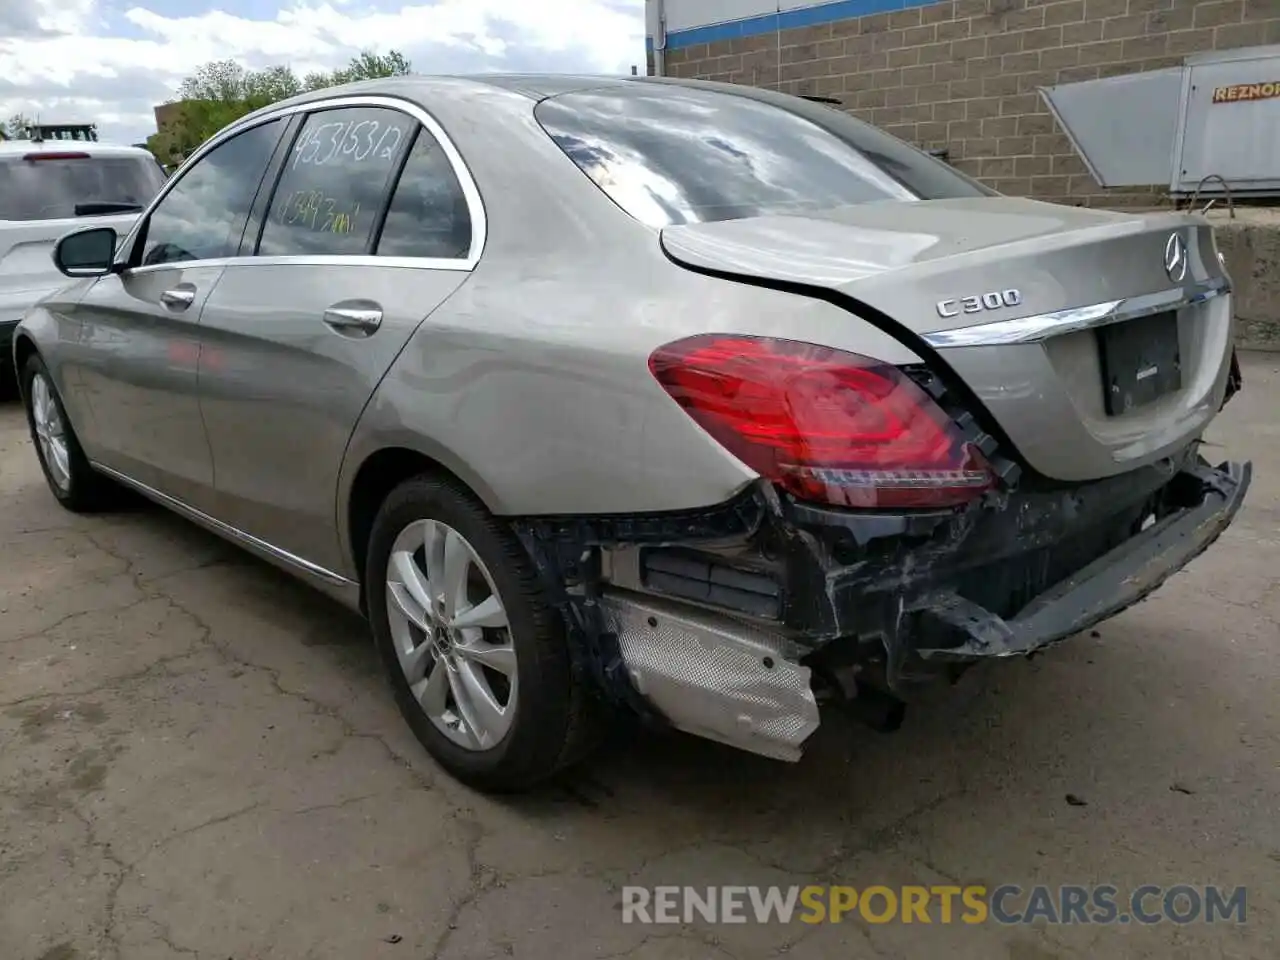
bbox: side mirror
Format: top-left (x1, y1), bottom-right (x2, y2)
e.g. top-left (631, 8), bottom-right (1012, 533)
top-left (53, 226), bottom-right (119, 278)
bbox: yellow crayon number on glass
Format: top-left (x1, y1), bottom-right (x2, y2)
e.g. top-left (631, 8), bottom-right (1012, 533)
top-left (280, 191), bottom-right (359, 234)
top-left (323, 202), bottom-right (360, 235)
top-left (282, 190), bottom-right (321, 228)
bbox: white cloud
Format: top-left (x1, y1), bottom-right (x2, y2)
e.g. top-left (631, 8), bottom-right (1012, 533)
top-left (36, 0), bottom-right (103, 35)
top-left (0, 0), bottom-right (646, 144)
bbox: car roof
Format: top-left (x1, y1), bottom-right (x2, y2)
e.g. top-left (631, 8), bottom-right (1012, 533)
top-left (0, 139), bottom-right (154, 159)
top-left (228, 73), bottom-right (860, 133)
top-left (440, 74), bottom-right (643, 98)
top-left (226, 73), bottom-right (678, 126)
top-left (338, 73), bottom-right (643, 99)
top-left (219, 73), bottom-right (781, 145)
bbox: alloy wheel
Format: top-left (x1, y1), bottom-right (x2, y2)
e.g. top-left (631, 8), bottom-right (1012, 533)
top-left (384, 519), bottom-right (518, 750)
top-left (30, 373), bottom-right (71, 492)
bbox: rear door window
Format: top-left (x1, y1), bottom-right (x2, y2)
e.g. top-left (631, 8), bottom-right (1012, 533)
top-left (374, 126), bottom-right (473, 260)
top-left (256, 106), bottom-right (410, 257)
top-left (534, 84), bottom-right (995, 228)
top-left (0, 153), bottom-right (166, 221)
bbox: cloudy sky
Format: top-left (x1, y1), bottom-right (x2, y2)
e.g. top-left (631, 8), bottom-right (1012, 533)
top-left (1, 0), bottom-right (648, 145)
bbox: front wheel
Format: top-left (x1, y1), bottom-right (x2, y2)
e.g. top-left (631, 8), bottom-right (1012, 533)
top-left (365, 475), bottom-right (604, 792)
top-left (21, 354), bottom-right (120, 512)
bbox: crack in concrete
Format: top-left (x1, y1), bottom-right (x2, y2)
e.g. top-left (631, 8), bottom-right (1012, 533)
top-left (771, 902), bottom-right (898, 960)
top-left (133, 789), bottom-right (401, 866)
top-left (79, 529), bottom-right (442, 795)
top-left (907, 851), bottom-right (963, 886)
top-left (7, 524), bottom-right (90, 535)
top-left (0, 643), bottom-right (210, 709)
top-left (2, 524), bottom-right (461, 954)
top-left (133, 913), bottom-right (204, 959)
top-left (594, 930), bottom-right (741, 960)
top-left (0, 592), bottom-right (151, 648)
top-left (140, 800), bottom-right (267, 857)
top-left (606, 801), bottom-right (958, 894)
top-left (11, 514), bottom-right (969, 960)
top-left (1190, 582), bottom-right (1278, 614)
top-left (807, 789), bottom-right (968, 883)
top-left (50, 786), bottom-right (415, 960)
top-left (68, 805), bottom-right (129, 960)
top-left (424, 813), bottom-right (490, 960)
top-left (197, 632), bottom-right (441, 792)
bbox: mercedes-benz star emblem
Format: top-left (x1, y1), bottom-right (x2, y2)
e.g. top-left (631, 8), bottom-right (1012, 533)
top-left (1164, 233), bottom-right (1188, 283)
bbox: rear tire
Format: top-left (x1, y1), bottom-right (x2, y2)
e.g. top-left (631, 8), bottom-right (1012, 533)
top-left (21, 354), bottom-right (121, 512)
top-left (365, 474), bottom-right (604, 792)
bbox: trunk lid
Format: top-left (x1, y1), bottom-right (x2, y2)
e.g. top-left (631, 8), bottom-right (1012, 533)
top-left (661, 197), bottom-right (1235, 484)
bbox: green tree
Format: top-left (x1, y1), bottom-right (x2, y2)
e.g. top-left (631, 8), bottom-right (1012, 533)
top-left (176, 59), bottom-right (252, 103)
top-left (331, 49), bottom-right (413, 84)
top-left (304, 49), bottom-right (412, 90)
top-left (149, 50), bottom-right (412, 165)
top-left (243, 64), bottom-right (304, 102)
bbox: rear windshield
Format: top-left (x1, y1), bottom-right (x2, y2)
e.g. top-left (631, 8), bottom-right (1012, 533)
top-left (534, 84), bottom-right (996, 228)
top-left (0, 154), bottom-right (166, 221)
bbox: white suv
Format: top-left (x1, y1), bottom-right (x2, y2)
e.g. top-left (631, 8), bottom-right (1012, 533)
top-left (0, 138), bottom-right (167, 392)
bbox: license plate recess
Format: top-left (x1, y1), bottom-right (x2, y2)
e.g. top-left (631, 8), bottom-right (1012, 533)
top-left (1097, 310), bottom-right (1181, 416)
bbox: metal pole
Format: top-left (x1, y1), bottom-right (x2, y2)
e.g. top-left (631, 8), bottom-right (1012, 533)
top-left (653, 0), bottom-right (667, 76)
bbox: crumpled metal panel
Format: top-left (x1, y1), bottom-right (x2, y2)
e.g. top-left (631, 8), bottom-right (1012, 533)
top-left (599, 589), bottom-right (820, 762)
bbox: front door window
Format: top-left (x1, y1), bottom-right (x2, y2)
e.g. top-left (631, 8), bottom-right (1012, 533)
top-left (139, 118), bottom-right (286, 266)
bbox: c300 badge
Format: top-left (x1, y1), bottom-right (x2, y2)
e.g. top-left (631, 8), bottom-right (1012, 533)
top-left (936, 289), bottom-right (1022, 319)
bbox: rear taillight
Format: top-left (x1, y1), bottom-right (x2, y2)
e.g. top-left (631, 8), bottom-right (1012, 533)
top-left (648, 334), bottom-right (996, 510)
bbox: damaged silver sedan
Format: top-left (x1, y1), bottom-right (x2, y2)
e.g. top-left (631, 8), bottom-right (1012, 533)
top-left (15, 75), bottom-right (1250, 791)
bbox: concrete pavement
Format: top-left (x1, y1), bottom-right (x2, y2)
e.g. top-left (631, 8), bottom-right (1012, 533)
top-left (1, 354), bottom-right (1277, 960)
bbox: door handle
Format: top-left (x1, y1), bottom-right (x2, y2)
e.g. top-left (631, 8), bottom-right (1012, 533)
top-left (323, 305), bottom-right (382, 336)
top-left (160, 286), bottom-right (196, 310)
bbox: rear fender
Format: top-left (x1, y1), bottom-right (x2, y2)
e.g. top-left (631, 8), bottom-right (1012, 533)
top-left (334, 422), bottom-right (508, 584)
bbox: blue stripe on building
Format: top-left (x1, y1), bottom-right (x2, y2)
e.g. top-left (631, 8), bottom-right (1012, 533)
top-left (647, 0), bottom-right (947, 51)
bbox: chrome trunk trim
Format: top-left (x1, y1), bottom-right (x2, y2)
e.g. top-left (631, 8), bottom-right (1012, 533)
top-left (923, 276), bottom-right (1230, 348)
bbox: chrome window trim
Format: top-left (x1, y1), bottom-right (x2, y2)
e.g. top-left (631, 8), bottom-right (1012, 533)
top-left (117, 93), bottom-right (487, 276)
top-left (120, 254), bottom-right (473, 274)
top-left (922, 276), bottom-right (1230, 348)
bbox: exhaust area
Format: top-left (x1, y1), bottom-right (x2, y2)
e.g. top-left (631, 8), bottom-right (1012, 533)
top-left (598, 588), bottom-right (820, 762)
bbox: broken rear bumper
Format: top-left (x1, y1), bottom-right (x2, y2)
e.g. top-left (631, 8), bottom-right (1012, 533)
top-left (516, 455), bottom-right (1251, 764)
top-left (910, 459), bottom-right (1251, 661)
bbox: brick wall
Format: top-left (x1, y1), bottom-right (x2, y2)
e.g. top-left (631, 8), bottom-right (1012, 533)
top-left (153, 101), bottom-right (187, 133)
top-left (658, 0), bottom-right (1280, 207)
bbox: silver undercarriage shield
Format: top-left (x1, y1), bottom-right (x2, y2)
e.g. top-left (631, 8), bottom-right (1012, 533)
top-left (599, 589), bottom-right (821, 762)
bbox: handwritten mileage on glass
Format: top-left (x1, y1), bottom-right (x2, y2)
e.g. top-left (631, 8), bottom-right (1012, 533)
top-left (277, 188), bottom-right (361, 235)
top-left (259, 107), bottom-right (410, 255)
